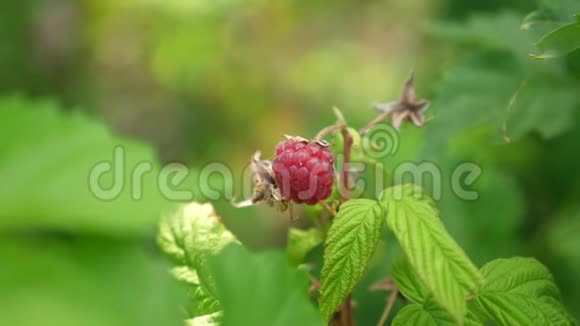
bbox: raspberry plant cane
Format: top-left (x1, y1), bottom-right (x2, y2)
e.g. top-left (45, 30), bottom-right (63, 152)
top-left (159, 72), bottom-right (574, 326)
top-left (233, 72), bottom-right (432, 325)
top-left (311, 73), bottom-right (432, 325)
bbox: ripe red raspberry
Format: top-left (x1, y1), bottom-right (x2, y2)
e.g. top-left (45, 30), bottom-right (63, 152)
top-left (272, 138), bottom-right (335, 205)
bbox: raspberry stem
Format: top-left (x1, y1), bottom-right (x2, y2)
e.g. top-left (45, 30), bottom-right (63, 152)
top-left (359, 112), bottom-right (390, 134)
top-left (314, 123), bottom-right (345, 141)
top-left (312, 75), bottom-right (430, 325)
top-left (319, 202), bottom-right (337, 217)
top-left (313, 120), bottom-right (354, 325)
top-left (339, 126), bottom-right (353, 202)
top-left (312, 121), bottom-right (353, 203)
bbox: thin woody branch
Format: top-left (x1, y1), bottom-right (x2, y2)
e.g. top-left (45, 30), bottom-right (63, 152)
top-left (339, 125), bottom-right (352, 202)
top-left (359, 112), bottom-right (390, 134)
top-left (315, 123), bottom-right (345, 141)
top-left (377, 287), bottom-right (399, 326)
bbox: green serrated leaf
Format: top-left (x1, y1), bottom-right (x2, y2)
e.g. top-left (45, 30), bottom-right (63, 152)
top-left (474, 257), bottom-right (575, 325)
top-left (424, 52), bottom-right (579, 148)
top-left (394, 301), bottom-right (484, 326)
top-left (480, 258), bottom-right (561, 299)
top-left (392, 304), bottom-right (434, 325)
top-left (424, 10), bottom-right (580, 147)
top-left (392, 257), bottom-right (428, 304)
top-left (208, 245), bottom-right (323, 326)
top-left (171, 266), bottom-right (201, 284)
top-left (158, 202), bottom-right (237, 265)
top-left (382, 184), bottom-right (483, 323)
top-left (158, 202), bottom-right (238, 318)
top-left (533, 21), bottom-right (580, 59)
top-left (0, 96), bottom-right (177, 235)
top-left (0, 238), bottom-right (185, 326)
top-left (186, 312), bottom-right (222, 326)
top-left (392, 300), bottom-right (484, 326)
top-left (287, 227), bottom-right (323, 266)
top-left (186, 282), bottom-right (222, 318)
top-left (428, 11), bottom-right (534, 63)
top-left (319, 199), bottom-right (385, 321)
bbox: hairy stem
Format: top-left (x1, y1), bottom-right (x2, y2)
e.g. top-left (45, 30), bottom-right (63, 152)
top-left (502, 72), bottom-right (530, 143)
top-left (339, 125), bottom-right (353, 202)
top-left (359, 112), bottom-right (390, 134)
top-left (320, 202), bottom-right (337, 217)
top-left (315, 124), bottom-right (345, 141)
top-left (377, 288), bottom-right (399, 326)
top-left (316, 108), bottom-right (390, 326)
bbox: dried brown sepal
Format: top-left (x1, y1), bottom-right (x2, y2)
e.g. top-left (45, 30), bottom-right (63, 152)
top-left (283, 134), bottom-right (331, 148)
top-left (371, 72), bottom-right (430, 130)
top-left (313, 139), bottom-right (330, 147)
top-left (231, 151), bottom-right (289, 212)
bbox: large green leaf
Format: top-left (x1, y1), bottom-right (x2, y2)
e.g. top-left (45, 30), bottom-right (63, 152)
top-left (533, 20), bottom-right (580, 59)
top-left (429, 11), bottom-right (534, 64)
top-left (392, 300), bottom-right (483, 326)
top-left (0, 238), bottom-right (184, 326)
top-left (158, 202), bottom-right (238, 319)
top-left (391, 259), bottom-right (484, 325)
top-left (158, 202), bottom-right (237, 265)
top-left (524, 0), bottom-right (580, 29)
top-left (186, 312), bottom-right (222, 326)
top-left (392, 257), bottom-right (428, 304)
top-left (382, 184), bottom-right (483, 323)
top-left (392, 304), bottom-right (440, 326)
top-left (426, 11), bottom-right (580, 147)
top-left (425, 53), bottom-right (579, 147)
top-left (391, 297), bottom-right (485, 326)
top-left (0, 96), bottom-right (177, 235)
top-left (474, 257), bottom-right (575, 325)
top-left (319, 199), bottom-right (385, 321)
top-left (208, 245), bottom-right (323, 326)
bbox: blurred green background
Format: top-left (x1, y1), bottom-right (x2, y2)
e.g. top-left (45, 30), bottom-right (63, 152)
top-left (1, 0), bottom-right (579, 325)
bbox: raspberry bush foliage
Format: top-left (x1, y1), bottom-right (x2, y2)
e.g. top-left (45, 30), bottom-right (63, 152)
top-left (159, 99), bottom-right (575, 325)
top-left (2, 1), bottom-right (580, 326)
top-left (156, 3), bottom-right (580, 326)
top-left (158, 110), bottom-right (575, 326)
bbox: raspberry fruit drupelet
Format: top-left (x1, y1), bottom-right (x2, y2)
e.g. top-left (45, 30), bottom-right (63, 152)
top-left (272, 138), bottom-right (335, 205)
